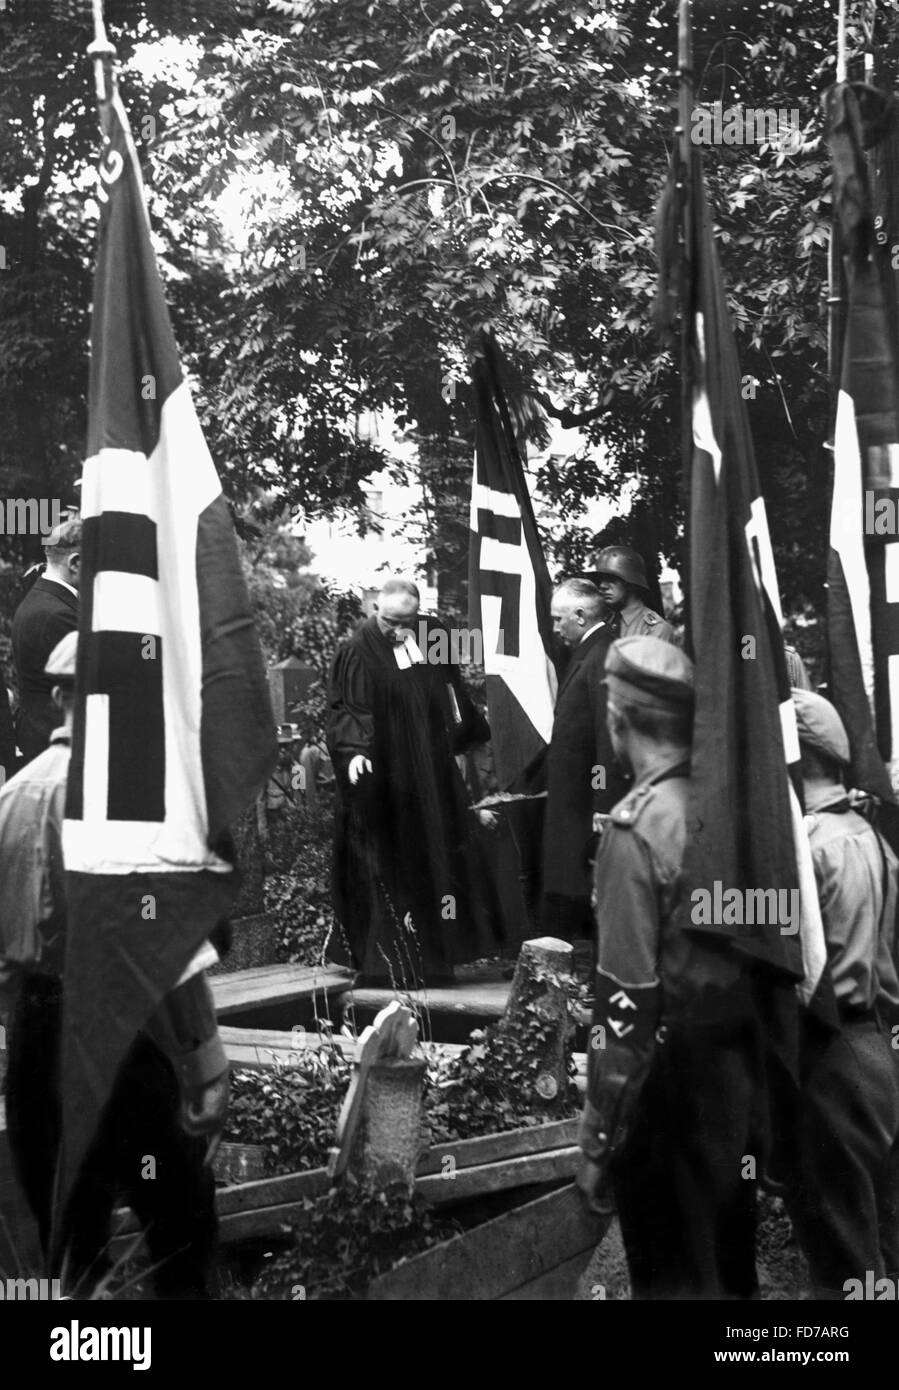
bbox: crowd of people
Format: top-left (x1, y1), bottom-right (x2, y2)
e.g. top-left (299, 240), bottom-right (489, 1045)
top-left (2, 522), bottom-right (895, 1302)
top-left (326, 557), bottom-right (899, 1301)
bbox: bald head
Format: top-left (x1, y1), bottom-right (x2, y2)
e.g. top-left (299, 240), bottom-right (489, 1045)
top-left (375, 577), bottom-right (420, 638)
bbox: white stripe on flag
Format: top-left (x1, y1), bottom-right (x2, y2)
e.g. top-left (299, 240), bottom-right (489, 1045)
top-left (470, 479), bottom-right (522, 528)
top-left (779, 698), bottom-right (801, 766)
top-left (747, 497), bottom-right (785, 629)
top-left (92, 571), bottom-right (159, 635)
top-left (831, 388), bottom-right (875, 705)
top-left (82, 693), bottom-right (110, 827)
top-left (885, 536), bottom-right (899, 605)
top-left (692, 313), bottom-right (723, 483)
top-left (479, 535), bottom-right (524, 571)
top-left (794, 784), bottom-right (828, 1006)
top-left (64, 385), bottom-right (231, 875)
top-left (890, 652), bottom-right (899, 790)
top-left (471, 462), bottom-right (556, 744)
top-left (80, 451), bottom-right (158, 522)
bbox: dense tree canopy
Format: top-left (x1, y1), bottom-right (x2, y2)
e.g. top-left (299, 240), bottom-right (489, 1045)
top-left (3, 0), bottom-right (898, 621)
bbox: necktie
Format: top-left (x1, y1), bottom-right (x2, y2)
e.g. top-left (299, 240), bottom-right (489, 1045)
top-left (607, 611), bottom-right (622, 638)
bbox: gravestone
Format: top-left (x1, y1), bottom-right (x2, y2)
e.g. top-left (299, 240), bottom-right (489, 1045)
top-left (328, 1002), bottom-right (424, 1190)
top-left (210, 798), bottom-right (278, 975)
top-left (267, 657), bottom-right (318, 725)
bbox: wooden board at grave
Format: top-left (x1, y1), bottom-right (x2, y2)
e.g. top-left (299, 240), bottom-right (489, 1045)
top-left (327, 1000), bottom-right (419, 1180)
top-left (366, 1184), bottom-right (610, 1301)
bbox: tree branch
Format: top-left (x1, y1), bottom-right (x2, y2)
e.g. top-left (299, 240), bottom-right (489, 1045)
top-left (533, 390), bottom-right (608, 428)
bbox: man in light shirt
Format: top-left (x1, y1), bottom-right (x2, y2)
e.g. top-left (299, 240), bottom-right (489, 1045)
top-left (786, 688), bottom-right (899, 1297)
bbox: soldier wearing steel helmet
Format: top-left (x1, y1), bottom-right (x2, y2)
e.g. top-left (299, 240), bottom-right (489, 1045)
top-left (593, 545), bottom-right (676, 643)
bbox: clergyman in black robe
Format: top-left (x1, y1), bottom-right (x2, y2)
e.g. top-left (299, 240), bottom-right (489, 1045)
top-left (326, 579), bottom-right (491, 986)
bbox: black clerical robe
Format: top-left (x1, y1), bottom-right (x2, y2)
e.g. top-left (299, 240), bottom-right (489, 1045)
top-left (326, 616), bottom-right (489, 983)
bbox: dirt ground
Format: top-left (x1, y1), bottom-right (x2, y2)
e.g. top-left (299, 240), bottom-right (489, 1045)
top-left (575, 1192), bottom-right (809, 1300)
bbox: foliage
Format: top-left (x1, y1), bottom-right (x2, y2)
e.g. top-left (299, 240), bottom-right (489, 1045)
top-left (146, 0), bottom-right (883, 609)
top-left (7, 2), bottom-right (897, 615)
top-left (248, 1178), bottom-right (458, 1300)
top-left (264, 794), bottom-right (338, 964)
top-left (225, 1048), bottom-right (352, 1174)
top-left (425, 968), bottom-right (581, 1143)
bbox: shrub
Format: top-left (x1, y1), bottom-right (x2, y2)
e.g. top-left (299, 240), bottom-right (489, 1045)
top-left (225, 1047), bottom-right (352, 1175)
top-left (249, 1179), bottom-right (458, 1301)
top-left (263, 794), bottom-right (339, 965)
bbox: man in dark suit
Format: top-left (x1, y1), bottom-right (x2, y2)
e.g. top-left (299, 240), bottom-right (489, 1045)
top-left (542, 579), bottom-right (629, 945)
top-left (12, 517), bottom-right (81, 766)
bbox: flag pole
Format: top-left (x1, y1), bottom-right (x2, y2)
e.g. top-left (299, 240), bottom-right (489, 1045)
top-left (827, 0), bottom-right (849, 402)
top-left (676, 0), bottom-right (694, 638)
top-left (87, 0), bottom-right (116, 108)
top-left (837, 0), bottom-right (848, 83)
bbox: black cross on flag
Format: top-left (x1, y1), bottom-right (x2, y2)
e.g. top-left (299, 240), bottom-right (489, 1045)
top-left (57, 58), bottom-right (277, 1220)
top-left (671, 140), bottom-right (836, 1104)
top-left (826, 81), bottom-right (899, 808)
top-left (468, 336), bottom-right (558, 793)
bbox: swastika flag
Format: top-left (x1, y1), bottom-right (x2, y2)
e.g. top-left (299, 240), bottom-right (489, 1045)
top-left (825, 81), bottom-right (899, 809)
top-left (57, 60), bottom-right (277, 1214)
top-left (468, 335), bottom-right (557, 792)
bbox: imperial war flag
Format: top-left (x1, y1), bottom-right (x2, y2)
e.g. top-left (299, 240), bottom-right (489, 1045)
top-left (57, 61), bottom-right (277, 1214)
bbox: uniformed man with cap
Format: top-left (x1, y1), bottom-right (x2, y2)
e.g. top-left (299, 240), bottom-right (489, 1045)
top-left (593, 545), bottom-right (676, 643)
top-left (0, 631), bottom-right (228, 1298)
top-left (576, 636), bottom-right (759, 1299)
top-left (786, 687), bottom-right (899, 1298)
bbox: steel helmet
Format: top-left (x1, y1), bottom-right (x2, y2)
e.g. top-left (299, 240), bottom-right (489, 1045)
top-left (593, 545), bottom-right (649, 591)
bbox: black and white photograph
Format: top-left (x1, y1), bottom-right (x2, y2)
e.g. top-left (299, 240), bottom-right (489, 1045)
top-left (0, 0), bottom-right (896, 1363)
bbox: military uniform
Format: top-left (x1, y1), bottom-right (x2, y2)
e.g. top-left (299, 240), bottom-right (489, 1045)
top-left (617, 602), bottom-right (675, 643)
top-left (787, 689), bottom-right (899, 1297)
top-left (578, 637), bottom-right (759, 1300)
top-left (592, 545), bottom-right (676, 645)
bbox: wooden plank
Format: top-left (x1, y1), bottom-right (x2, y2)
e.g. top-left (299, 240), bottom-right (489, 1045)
top-left (499, 1248), bottom-right (596, 1301)
top-left (112, 1130), bottom-right (580, 1241)
top-left (213, 1153), bottom-right (578, 1243)
top-left (219, 1202), bottom-right (314, 1244)
top-left (218, 1168), bottom-right (332, 1215)
top-left (219, 1025), bottom-right (355, 1053)
top-left (212, 964), bottom-right (352, 1018)
top-left (417, 1118), bottom-right (579, 1175)
top-left (221, 1025), bottom-right (468, 1072)
top-left (418, 1146), bottom-right (579, 1205)
top-left (219, 1022), bottom-right (583, 1085)
top-left (113, 1198), bottom-right (316, 1251)
top-left (366, 1184), bottom-right (608, 1301)
top-left (343, 981), bottom-right (510, 1019)
top-left (223, 1034), bottom-right (356, 1070)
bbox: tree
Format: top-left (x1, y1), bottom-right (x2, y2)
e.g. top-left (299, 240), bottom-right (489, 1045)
top-left (4, 0), bottom-right (897, 621)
